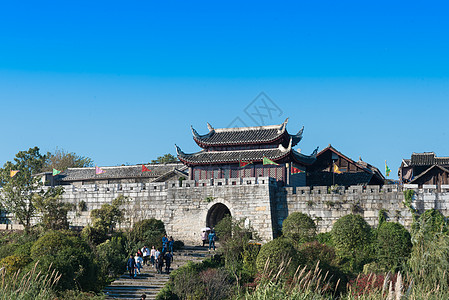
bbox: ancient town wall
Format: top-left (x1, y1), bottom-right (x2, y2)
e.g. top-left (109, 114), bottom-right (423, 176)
top-left (276, 184), bottom-right (449, 233)
top-left (3, 180), bottom-right (449, 244)
top-left (62, 177), bottom-right (277, 243)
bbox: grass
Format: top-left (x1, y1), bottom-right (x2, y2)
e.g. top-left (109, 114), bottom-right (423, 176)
top-left (0, 261), bottom-right (60, 300)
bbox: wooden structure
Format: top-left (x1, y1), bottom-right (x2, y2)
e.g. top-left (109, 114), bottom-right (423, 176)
top-left (176, 118), bottom-right (318, 186)
top-left (400, 152), bottom-right (449, 189)
top-left (307, 145), bottom-right (385, 187)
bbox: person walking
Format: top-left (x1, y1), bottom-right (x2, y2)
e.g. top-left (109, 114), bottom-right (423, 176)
top-left (162, 234), bottom-right (169, 253)
top-left (168, 236), bottom-right (174, 254)
top-left (164, 251), bottom-right (173, 274)
top-left (127, 255), bottom-right (136, 278)
top-left (156, 252), bottom-right (164, 274)
top-left (135, 252), bottom-right (143, 275)
top-left (201, 230), bottom-right (207, 247)
top-left (208, 230), bottom-right (216, 252)
top-left (142, 245), bottom-right (150, 266)
top-left (150, 246), bottom-right (156, 267)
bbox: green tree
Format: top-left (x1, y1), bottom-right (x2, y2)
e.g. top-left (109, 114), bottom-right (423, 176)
top-left (33, 186), bottom-right (73, 230)
top-left (281, 212), bottom-right (317, 244)
top-left (0, 147), bottom-right (46, 232)
top-left (129, 218), bottom-right (166, 250)
top-left (83, 195), bottom-right (127, 245)
top-left (151, 153), bottom-right (178, 164)
top-left (43, 148), bottom-right (93, 172)
top-left (331, 214), bottom-right (373, 273)
top-left (376, 222), bottom-right (412, 272)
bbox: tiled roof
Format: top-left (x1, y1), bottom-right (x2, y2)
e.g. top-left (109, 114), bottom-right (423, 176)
top-left (176, 145), bottom-right (316, 166)
top-left (58, 163), bottom-right (185, 182)
top-left (410, 152), bottom-right (449, 166)
top-left (191, 118), bottom-right (304, 147)
top-left (411, 152), bottom-right (436, 166)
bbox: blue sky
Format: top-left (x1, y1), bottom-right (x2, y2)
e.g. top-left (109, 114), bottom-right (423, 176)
top-left (1, 1), bottom-right (448, 178)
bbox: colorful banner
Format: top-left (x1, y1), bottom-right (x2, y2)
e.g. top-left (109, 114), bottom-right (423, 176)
top-left (291, 166), bottom-right (305, 174)
top-left (10, 170), bottom-right (19, 177)
top-left (239, 161), bottom-right (253, 168)
top-left (333, 164), bottom-right (342, 174)
top-left (385, 160), bottom-right (391, 177)
top-left (95, 166), bottom-right (106, 175)
top-left (263, 157), bottom-right (279, 166)
top-left (52, 168), bottom-right (62, 176)
top-left (142, 165), bottom-right (151, 172)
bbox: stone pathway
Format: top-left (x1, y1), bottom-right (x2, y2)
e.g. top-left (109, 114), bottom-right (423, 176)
top-left (103, 246), bottom-right (211, 300)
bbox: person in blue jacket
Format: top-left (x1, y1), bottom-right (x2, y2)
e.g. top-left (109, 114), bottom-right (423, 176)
top-left (208, 230), bottom-right (216, 252)
top-left (127, 254), bottom-right (136, 278)
top-left (162, 234), bottom-right (169, 253)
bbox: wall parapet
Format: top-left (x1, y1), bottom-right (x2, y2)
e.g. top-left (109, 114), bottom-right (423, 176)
top-left (57, 176), bottom-right (276, 194)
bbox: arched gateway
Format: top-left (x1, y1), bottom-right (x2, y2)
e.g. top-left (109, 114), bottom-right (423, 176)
top-left (206, 203), bottom-right (231, 229)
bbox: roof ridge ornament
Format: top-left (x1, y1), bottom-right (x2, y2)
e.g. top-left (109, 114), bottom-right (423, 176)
top-left (191, 125), bottom-right (215, 141)
top-left (296, 126), bottom-right (304, 137)
top-left (278, 117), bottom-right (289, 133)
top-left (290, 125), bottom-right (304, 147)
top-left (278, 137), bottom-right (293, 153)
top-left (174, 144), bottom-right (185, 156)
top-left (191, 125), bottom-right (200, 139)
top-left (311, 146), bottom-right (319, 157)
top-left (207, 122), bottom-right (214, 132)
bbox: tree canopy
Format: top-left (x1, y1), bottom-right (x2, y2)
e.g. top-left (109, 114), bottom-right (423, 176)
top-left (43, 148), bottom-right (93, 172)
top-left (150, 153), bottom-right (178, 164)
top-left (0, 147), bottom-right (46, 231)
top-left (282, 212), bottom-right (317, 244)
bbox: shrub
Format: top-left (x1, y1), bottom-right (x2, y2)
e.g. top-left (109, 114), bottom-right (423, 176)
top-left (129, 218), bottom-right (166, 249)
top-left (255, 238), bottom-right (299, 277)
top-left (316, 231), bottom-right (334, 247)
top-left (215, 216), bottom-right (258, 289)
top-left (82, 224), bottom-right (108, 246)
top-left (199, 268), bottom-right (233, 300)
top-left (297, 241), bottom-right (347, 294)
top-left (282, 212), bottom-right (316, 244)
top-left (31, 231), bottom-right (97, 291)
top-left (0, 255), bottom-right (29, 275)
top-left (30, 230), bottom-right (74, 258)
top-left (331, 214), bottom-right (374, 273)
top-left (96, 235), bottom-right (128, 280)
top-left (156, 257), bottom-right (226, 300)
top-left (376, 222), bottom-right (412, 272)
top-left (298, 241), bottom-right (336, 268)
top-left (170, 261), bottom-right (206, 299)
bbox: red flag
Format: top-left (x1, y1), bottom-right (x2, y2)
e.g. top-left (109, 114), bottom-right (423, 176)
top-left (239, 161), bottom-right (253, 168)
top-left (291, 166), bottom-right (305, 174)
top-left (142, 165), bottom-right (151, 172)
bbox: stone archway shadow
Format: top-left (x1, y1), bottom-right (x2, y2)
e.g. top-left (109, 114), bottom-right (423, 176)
top-left (206, 203), bottom-right (231, 229)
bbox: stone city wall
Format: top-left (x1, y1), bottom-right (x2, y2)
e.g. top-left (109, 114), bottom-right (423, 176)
top-left (3, 180), bottom-right (449, 244)
top-left (274, 184), bottom-right (449, 234)
top-left (63, 177), bottom-right (277, 244)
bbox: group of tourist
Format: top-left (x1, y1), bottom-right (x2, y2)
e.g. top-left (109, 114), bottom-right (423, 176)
top-left (126, 234), bottom-right (175, 278)
top-left (201, 228), bottom-right (217, 252)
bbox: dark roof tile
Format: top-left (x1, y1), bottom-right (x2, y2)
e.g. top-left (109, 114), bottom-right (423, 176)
top-left (58, 163), bottom-right (185, 182)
